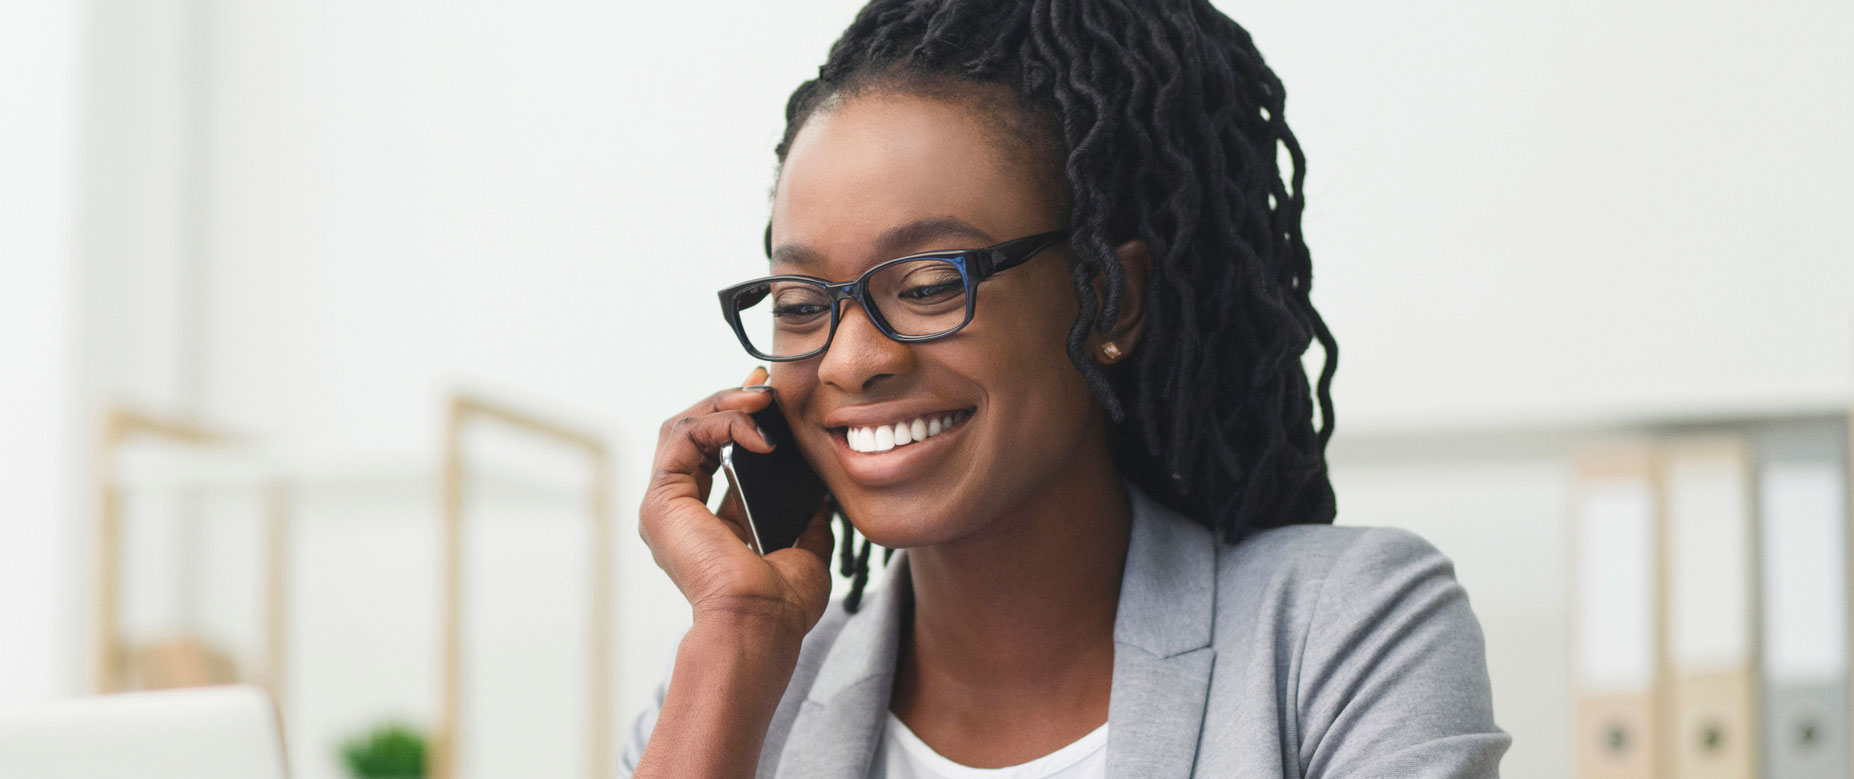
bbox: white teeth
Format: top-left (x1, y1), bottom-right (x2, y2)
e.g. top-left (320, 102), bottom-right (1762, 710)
top-left (846, 411), bottom-right (970, 454)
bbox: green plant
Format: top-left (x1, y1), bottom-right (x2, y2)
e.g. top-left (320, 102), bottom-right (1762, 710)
top-left (339, 721), bottom-right (427, 779)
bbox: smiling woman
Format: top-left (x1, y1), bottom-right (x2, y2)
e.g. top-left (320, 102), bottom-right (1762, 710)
top-left (625, 1), bottom-right (1507, 777)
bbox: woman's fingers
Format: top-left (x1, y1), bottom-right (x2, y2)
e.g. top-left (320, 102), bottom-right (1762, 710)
top-left (636, 370), bottom-right (835, 634)
top-left (659, 388), bottom-right (775, 443)
top-left (673, 369), bottom-right (773, 420)
top-left (643, 377), bottom-right (780, 524)
top-left (650, 406), bottom-right (774, 495)
top-left (639, 380), bottom-right (776, 548)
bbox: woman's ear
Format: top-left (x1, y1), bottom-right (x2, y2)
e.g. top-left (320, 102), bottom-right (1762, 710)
top-left (1085, 239), bottom-right (1150, 363)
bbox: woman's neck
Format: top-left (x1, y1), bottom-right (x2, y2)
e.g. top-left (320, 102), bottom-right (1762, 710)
top-left (888, 431), bottom-right (1132, 765)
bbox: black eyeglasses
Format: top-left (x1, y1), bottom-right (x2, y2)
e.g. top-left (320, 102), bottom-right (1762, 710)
top-left (717, 229), bottom-right (1067, 361)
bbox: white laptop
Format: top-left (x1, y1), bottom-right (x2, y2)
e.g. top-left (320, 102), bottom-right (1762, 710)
top-left (0, 685), bottom-right (288, 779)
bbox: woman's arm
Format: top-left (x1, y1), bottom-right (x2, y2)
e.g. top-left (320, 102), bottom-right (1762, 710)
top-left (622, 368), bottom-right (835, 779)
top-left (1296, 527), bottom-right (1511, 778)
top-left (628, 614), bottom-right (806, 778)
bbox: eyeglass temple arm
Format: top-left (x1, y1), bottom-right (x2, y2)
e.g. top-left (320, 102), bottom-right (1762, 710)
top-left (975, 230), bottom-right (1067, 277)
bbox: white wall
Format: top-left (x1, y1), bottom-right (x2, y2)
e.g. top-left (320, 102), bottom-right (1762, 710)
top-left (26, 1), bottom-right (1854, 777)
top-left (1234, 0), bottom-right (1854, 430)
top-left (0, 0), bottom-right (81, 704)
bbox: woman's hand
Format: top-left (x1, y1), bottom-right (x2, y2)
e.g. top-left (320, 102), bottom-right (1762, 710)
top-left (632, 367), bottom-right (838, 777)
top-left (638, 366), bottom-right (836, 641)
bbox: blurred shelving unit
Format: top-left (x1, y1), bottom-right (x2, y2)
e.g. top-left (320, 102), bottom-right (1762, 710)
top-left (433, 393), bottom-right (614, 779)
top-left (1328, 395), bottom-right (1854, 779)
top-left (94, 392), bottom-right (617, 779)
top-left (94, 407), bottom-right (241, 697)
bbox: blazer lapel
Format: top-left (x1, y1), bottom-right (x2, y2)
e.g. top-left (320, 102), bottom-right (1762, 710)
top-left (771, 554), bottom-right (912, 778)
top-left (774, 485), bottom-right (1216, 779)
top-left (1107, 485), bottom-right (1219, 779)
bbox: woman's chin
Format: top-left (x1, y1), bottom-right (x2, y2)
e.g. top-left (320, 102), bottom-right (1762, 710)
top-left (834, 502), bottom-right (972, 551)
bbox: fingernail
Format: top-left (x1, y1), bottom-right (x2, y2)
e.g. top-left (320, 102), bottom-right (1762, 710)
top-left (741, 365), bottom-right (768, 387)
top-left (741, 384), bottom-right (773, 393)
top-left (757, 426), bottom-right (775, 447)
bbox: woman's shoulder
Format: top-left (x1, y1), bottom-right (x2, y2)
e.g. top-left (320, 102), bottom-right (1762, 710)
top-left (1208, 521), bottom-right (1467, 632)
top-left (1119, 482), bottom-right (1468, 639)
top-left (1186, 515), bottom-right (1475, 660)
top-left (1192, 519), bottom-right (1507, 772)
top-left (1219, 522), bottom-right (1453, 589)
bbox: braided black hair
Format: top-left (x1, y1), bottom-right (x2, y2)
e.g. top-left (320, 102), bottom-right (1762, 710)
top-left (774, 0), bottom-right (1339, 612)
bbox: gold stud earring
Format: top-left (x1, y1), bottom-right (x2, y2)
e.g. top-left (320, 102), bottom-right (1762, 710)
top-left (1100, 342), bottom-right (1122, 362)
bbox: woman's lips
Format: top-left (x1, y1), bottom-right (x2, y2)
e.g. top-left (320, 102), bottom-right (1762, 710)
top-left (841, 409), bottom-right (972, 452)
top-left (828, 407), bottom-right (976, 486)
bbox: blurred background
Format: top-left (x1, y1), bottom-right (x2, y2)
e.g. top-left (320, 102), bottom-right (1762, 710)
top-left (2, 1), bottom-right (1849, 778)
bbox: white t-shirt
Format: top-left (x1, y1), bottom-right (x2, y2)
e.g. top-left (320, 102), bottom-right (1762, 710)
top-left (872, 714), bottom-right (1107, 779)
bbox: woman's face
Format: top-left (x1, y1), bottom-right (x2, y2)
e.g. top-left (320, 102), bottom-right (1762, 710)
top-left (766, 90), bottom-right (1107, 548)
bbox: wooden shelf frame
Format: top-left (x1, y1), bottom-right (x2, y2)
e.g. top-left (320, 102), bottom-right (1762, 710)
top-left (93, 406), bottom-right (291, 704)
top-left (432, 393), bottom-right (615, 779)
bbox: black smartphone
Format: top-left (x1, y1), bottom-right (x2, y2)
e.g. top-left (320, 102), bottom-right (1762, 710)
top-left (719, 392), bottom-right (830, 554)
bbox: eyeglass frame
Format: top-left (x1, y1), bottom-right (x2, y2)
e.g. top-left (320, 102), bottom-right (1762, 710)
top-left (716, 229), bottom-right (1069, 362)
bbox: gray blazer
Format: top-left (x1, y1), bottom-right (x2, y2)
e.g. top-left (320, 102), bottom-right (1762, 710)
top-left (619, 484), bottom-right (1510, 778)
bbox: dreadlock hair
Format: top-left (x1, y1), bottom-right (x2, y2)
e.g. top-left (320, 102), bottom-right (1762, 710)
top-left (773, 0), bottom-right (1339, 612)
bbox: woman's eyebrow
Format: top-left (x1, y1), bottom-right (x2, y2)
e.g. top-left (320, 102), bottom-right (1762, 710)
top-left (769, 216), bottom-right (997, 267)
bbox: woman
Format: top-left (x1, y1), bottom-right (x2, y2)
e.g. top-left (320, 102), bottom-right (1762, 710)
top-left (624, 0), bottom-right (1508, 776)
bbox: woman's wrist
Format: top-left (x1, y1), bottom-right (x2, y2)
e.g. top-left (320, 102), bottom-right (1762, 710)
top-left (692, 591), bottom-right (816, 640)
top-left (684, 606), bottom-right (809, 669)
top-left (634, 613), bottom-right (807, 779)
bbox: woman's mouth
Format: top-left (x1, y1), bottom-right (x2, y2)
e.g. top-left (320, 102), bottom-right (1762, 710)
top-left (838, 409), bottom-right (973, 453)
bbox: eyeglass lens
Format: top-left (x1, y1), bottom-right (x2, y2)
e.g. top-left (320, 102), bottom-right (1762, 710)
top-left (731, 258), bottom-right (970, 358)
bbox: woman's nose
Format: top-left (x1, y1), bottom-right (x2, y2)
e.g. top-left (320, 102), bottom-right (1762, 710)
top-left (817, 301), bottom-right (913, 394)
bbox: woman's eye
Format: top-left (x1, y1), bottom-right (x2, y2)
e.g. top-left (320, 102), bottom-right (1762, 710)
top-left (773, 302), bottom-right (827, 319)
top-left (899, 281), bottom-right (962, 301)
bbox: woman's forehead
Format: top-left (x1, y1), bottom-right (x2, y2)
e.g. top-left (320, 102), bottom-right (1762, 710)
top-left (769, 93), bottom-right (1057, 274)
